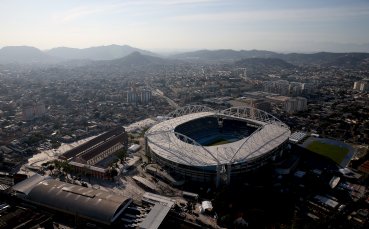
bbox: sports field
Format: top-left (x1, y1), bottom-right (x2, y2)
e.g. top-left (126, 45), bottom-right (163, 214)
top-left (307, 140), bottom-right (349, 164)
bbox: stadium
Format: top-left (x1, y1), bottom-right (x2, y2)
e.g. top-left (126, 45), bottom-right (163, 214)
top-left (145, 105), bottom-right (291, 186)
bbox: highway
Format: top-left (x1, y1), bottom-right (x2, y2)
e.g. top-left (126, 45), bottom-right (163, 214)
top-left (152, 88), bottom-right (179, 108)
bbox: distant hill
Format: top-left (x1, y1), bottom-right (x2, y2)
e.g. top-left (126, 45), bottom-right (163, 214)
top-left (85, 52), bottom-right (172, 73)
top-left (171, 49), bottom-right (277, 62)
top-left (0, 46), bottom-right (55, 64)
top-left (277, 52), bottom-right (369, 67)
top-left (322, 53), bottom-right (369, 69)
top-left (46, 44), bottom-right (156, 60)
top-left (277, 52), bottom-right (341, 65)
top-left (235, 58), bottom-right (296, 70)
top-left (1, 45), bottom-right (368, 68)
top-left (172, 49), bottom-right (369, 68)
top-left (108, 51), bottom-right (166, 66)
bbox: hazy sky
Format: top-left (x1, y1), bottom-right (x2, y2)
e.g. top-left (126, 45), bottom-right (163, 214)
top-left (1, 0), bottom-right (369, 52)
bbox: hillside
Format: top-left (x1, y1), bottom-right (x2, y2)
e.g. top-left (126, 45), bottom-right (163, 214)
top-left (172, 49), bottom-right (369, 68)
top-left (46, 44), bottom-right (156, 61)
top-left (172, 49), bottom-right (277, 62)
top-left (235, 58), bottom-right (296, 71)
top-left (0, 46), bottom-right (55, 64)
top-left (108, 51), bottom-right (167, 66)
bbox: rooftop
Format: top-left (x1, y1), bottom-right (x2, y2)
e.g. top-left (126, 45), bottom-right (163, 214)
top-left (146, 111), bottom-right (290, 166)
top-left (11, 175), bottom-right (132, 225)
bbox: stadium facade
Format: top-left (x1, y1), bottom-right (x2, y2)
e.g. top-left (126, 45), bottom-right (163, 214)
top-left (145, 106), bottom-right (291, 186)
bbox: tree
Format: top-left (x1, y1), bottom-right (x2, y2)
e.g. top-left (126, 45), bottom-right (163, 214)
top-left (51, 140), bottom-right (61, 149)
top-left (110, 168), bottom-right (118, 180)
top-left (54, 160), bottom-right (72, 174)
top-left (48, 164), bottom-right (55, 175)
top-left (116, 149), bottom-right (127, 163)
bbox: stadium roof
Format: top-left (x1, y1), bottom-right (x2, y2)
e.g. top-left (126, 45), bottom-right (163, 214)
top-left (146, 106), bottom-right (290, 167)
top-left (11, 175), bottom-right (132, 225)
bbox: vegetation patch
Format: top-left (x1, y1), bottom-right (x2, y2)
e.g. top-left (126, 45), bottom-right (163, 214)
top-left (307, 141), bottom-right (349, 164)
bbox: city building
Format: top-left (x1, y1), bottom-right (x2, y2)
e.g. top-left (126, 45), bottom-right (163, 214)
top-left (296, 97), bottom-right (308, 111)
top-left (289, 82), bottom-right (304, 96)
top-left (284, 98), bottom-right (298, 114)
top-left (353, 80), bottom-right (369, 91)
top-left (140, 89), bottom-right (152, 104)
top-left (10, 174), bottom-right (133, 226)
top-left (9, 174), bottom-right (175, 228)
top-left (263, 80), bottom-right (290, 95)
top-left (127, 88), bottom-right (152, 104)
top-left (127, 90), bottom-right (138, 104)
top-left (22, 103), bottom-right (46, 121)
top-left (302, 83), bottom-right (315, 95)
top-left (284, 97), bottom-right (307, 114)
top-left (230, 98), bottom-right (271, 113)
top-left (59, 126), bottom-right (128, 178)
top-left (263, 80), bottom-right (314, 97)
top-left (234, 68), bottom-right (247, 79)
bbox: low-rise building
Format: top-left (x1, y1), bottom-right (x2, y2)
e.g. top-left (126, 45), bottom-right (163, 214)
top-left (59, 126), bottom-right (128, 179)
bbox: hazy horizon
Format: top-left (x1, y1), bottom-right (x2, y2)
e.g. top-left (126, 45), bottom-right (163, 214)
top-left (2, 43), bottom-right (369, 55)
top-left (1, 0), bottom-right (369, 53)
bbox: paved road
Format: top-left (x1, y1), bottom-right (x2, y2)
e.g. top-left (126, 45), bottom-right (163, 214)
top-left (152, 88), bottom-right (179, 108)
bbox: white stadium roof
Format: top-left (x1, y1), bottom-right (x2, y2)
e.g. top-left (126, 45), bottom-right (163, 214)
top-left (146, 106), bottom-right (290, 167)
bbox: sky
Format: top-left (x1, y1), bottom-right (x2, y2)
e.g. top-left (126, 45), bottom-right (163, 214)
top-left (0, 0), bottom-right (369, 52)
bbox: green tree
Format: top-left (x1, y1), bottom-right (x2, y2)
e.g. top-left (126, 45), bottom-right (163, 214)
top-left (116, 149), bottom-right (127, 163)
top-left (48, 164), bottom-right (55, 175)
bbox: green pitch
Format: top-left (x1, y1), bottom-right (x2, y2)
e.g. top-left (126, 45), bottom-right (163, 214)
top-left (307, 141), bottom-right (349, 164)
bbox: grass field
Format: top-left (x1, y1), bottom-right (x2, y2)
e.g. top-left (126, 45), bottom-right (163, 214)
top-left (307, 141), bottom-right (349, 164)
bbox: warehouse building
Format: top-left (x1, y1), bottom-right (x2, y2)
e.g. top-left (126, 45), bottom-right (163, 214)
top-left (59, 126), bottom-right (128, 178)
top-left (11, 174), bottom-right (132, 225)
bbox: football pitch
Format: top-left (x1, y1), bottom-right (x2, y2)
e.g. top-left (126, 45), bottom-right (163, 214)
top-left (307, 140), bottom-right (349, 164)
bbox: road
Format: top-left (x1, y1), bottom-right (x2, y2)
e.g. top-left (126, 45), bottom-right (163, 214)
top-left (152, 88), bottom-right (179, 108)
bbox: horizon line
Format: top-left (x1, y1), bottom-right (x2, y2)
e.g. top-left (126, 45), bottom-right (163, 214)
top-left (1, 43), bottom-right (369, 54)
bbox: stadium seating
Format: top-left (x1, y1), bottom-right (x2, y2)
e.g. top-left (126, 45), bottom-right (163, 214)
top-left (174, 117), bottom-right (257, 146)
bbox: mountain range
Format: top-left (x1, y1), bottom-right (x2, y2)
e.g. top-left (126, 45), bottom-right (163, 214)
top-left (0, 45), bottom-right (368, 69)
top-left (0, 46), bottom-right (53, 64)
top-left (46, 44), bottom-right (156, 60)
top-left (0, 45), bottom-right (156, 64)
top-left (171, 49), bottom-right (369, 67)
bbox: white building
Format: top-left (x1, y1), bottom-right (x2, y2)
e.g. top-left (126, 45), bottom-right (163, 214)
top-left (127, 90), bottom-right (138, 104)
top-left (353, 80), bottom-right (369, 91)
top-left (127, 89), bottom-right (152, 104)
top-left (263, 80), bottom-right (298, 96)
top-left (140, 90), bottom-right (152, 104)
